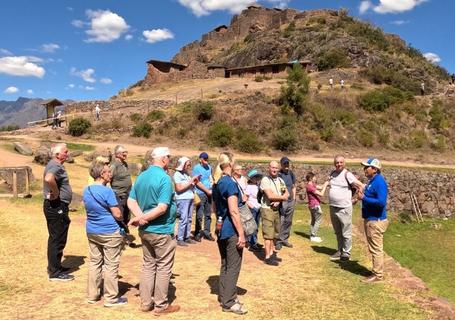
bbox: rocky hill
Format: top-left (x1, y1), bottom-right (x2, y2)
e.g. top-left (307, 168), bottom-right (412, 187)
top-left (171, 6), bottom-right (449, 92)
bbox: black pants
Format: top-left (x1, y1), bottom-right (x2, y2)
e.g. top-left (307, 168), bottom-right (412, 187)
top-left (43, 199), bottom-right (71, 277)
top-left (116, 194), bottom-right (130, 233)
top-left (217, 235), bottom-right (243, 308)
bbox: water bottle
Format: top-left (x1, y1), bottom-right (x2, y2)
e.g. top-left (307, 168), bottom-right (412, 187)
top-left (216, 216), bottom-right (223, 235)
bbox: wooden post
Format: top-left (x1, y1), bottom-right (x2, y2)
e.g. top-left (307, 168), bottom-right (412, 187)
top-left (12, 170), bottom-right (18, 198)
top-left (25, 168), bottom-right (30, 195)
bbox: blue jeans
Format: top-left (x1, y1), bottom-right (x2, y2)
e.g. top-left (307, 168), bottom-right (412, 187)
top-left (248, 207), bottom-right (261, 246)
top-left (176, 199), bottom-right (194, 241)
top-left (194, 192), bottom-right (212, 237)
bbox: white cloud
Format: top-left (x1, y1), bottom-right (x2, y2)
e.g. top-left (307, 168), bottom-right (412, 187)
top-left (26, 89), bottom-right (34, 95)
top-left (85, 86), bottom-right (95, 91)
top-left (41, 43), bottom-right (60, 53)
top-left (178, 0), bottom-right (256, 16)
top-left (359, 1), bottom-right (373, 14)
top-left (0, 56), bottom-right (45, 78)
top-left (85, 10), bottom-right (130, 43)
top-left (71, 19), bottom-right (86, 28)
top-left (0, 48), bottom-right (12, 56)
top-left (4, 86), bottom-right (19, 94)
top-left (67, 6), bottom-right (74, 11)
top-left (423, 52), bottom-right (441, 64)
top-left (68, 84), bottom-right (75, 88)
top-left (143, 28), bottom-right (174, 43)
top-left (265, 0), bottom-right (290, 9)
top-left (70, 67), bottom-right (96, 83)
top-left (390, 20), bottom-right (409, 25)
top-left (100, 77), bottom-right (112, 84)
top-left (372, 0), bottom-right (426, 14)
top-left (125, 34), bottom-right (133, 41)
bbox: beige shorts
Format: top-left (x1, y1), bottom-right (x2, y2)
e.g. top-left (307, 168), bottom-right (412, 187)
top-left (261, 208), bottom-right (280, 240)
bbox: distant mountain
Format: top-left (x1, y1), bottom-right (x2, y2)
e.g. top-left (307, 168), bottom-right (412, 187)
top-left (0, 97), bottom-right (73, 128)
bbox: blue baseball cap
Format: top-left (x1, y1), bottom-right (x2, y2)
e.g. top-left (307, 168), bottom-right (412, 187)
top-left (199, 152), bottom-right (209, 160)
top-left (247, 169), bottom-right (262, 179)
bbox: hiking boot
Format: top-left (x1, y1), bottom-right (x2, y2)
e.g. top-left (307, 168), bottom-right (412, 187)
top-left (248, 244), bottom-right (262, 252)
top-left (271, 252), bottom-right (282, 262)
top-left (204, 233), bottom-right (216, 241)
top-left (152, 304), bottom-right (180, 316)
top-left (310, 236), bottom-right (322, 243)
top-left (177, 240), bottom-right (188, 247)
top-left (104, 297), bottom-right (127, 307)
top-left (281, 242), bottom-right (293, 248)
top-left (49, 273), bottom-right (74, 282)
top-left (361, 275), bottom-right (383, 283)
top-left (222, 302), bottom-right (248, 315)
top-left (264, 257), bottom-right (279, 266)
top-left (185, 238), bottom-right (197, 244)
top-left (329, 251), bottom-right (341, 261)
top-left (340, 253), bottom-right (351, 261)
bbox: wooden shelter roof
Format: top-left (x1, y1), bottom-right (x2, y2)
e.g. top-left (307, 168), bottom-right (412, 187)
top-left (41, 99), bottom-right (63, 107)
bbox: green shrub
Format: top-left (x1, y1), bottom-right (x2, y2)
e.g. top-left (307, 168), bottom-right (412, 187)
top-left (346, 21), bottom-right (389, 51)
top-left (431, 135), bottom-right (446, 151)
top-left (360, 66), bottom-right (420, 93)
top-left (0, 124), bottom-right (20, 131)
top-left (132, 122), bottom-right (152, 138)
top-left (193, 100), bottom-right (214, 122)
top-left (356, 129), bottom-right (374, 147)
top-left (235, 128), bottom-right (263, 153)
top-left (359, 87), bottom-right (413, 112)
top-left (429, 100), bottom-right (446, 131)
top-left (283, 21), bottom-right (296, 38)
top-left (68, 117), bottom-right (91, 137)
top-left (207, 122), bottom-right (233, 147)
top-left (273, 128), bottom-right (299, 151)
top-left (320, 125), bottom-right (335, 142)
top-left (130, 113), bottom-right (142, 122)
top-left (317, 49), bottom-right (349, 71)
top-left (146, 110), bottom-right (165, 122)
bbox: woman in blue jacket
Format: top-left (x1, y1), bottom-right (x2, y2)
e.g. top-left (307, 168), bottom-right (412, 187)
top-left (358, 158), bottom-right (389, 283)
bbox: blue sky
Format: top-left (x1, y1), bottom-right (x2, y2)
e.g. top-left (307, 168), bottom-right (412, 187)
top-left (0, 0), bottom-right (453, 101)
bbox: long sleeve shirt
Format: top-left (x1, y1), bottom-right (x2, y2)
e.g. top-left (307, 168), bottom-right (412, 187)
top-left (362, 173), bottom-right (388, 221)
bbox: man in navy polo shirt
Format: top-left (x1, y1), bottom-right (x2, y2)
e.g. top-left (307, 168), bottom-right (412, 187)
top-left (277, 156), bottom-right (297, 249)
top-left (358, 157), bottom-right (389, 283)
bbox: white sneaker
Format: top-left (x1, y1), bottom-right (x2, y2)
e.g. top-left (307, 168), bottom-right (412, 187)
top-left (310, 236), bottom-right (322, 243)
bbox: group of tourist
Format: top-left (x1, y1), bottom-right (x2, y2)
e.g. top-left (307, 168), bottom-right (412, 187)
top-left (42, 143), bottom-right (389, 316)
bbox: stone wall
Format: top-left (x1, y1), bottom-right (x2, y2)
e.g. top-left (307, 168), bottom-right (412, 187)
top-left (236, 162), bottom-right (455, 218)
top-left (66, 99), bottom-right (173, 114)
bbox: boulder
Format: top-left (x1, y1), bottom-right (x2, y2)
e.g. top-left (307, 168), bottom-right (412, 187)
top-left (14, 142), bottom-right (33, 156)
top-left (84, 150), bottom-right (112, 162)
top-left (34, 146), bottom-right (51, 165)
top-left (70, 150), bottom-right (83, 158)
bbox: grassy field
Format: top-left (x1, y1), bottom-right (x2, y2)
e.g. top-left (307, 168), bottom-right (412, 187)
top-left (384, 218), bottom-right (455, 305)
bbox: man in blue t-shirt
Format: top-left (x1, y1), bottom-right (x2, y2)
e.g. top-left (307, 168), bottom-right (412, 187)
top-left (127, 147), bottom-right (180, 316)
top-left (192, 152), bottom-right (214, 241)
top-left (358, 158), bottom-right (389, 284)
top-left (215, 158), bottom-right (247, 315)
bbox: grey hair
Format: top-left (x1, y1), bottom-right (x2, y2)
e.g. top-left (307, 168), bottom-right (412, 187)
top-left (334, 154), bottom-right (345, 163)
top-left (114, 145), bottom-right (126, 155)
top-left (51, 143), bottom-right (67, 157)
top-left (89, 162), bottom-right (107, 180)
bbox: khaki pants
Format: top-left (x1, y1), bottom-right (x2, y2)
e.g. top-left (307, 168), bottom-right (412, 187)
top-left (261, 208), bottom-right (280, 240)
top-left (87, 232), bottom-right (123, 303)
top-left (364, 219), bottom-right (389, 278)
top-left (139, 231), bottom-right (177, 310)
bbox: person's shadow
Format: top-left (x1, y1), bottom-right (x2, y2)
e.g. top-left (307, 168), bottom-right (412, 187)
top-left (206, 275), bottom-right (247, 297)
top-left (294, 231), bottom-right (311, 240)
top-left (310, 246), bottom-right (371, 277)
top-left (119, 281), bottom-right (135, 296)
top-left (62, 255), bottom-right (86, 273)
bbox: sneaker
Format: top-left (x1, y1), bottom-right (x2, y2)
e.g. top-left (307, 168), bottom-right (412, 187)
top-left (49, 273), bottom-right (74, 282)
top-left (185, 238), bottom-right (197, 244)
top-left (264, 257), bottom-right (279, 266)
top-left (248, 244), bottom-right (262, 252)
top-left (152, 304), bottom-right (180, 316)
top-left (87, 298), bottom-right (100, 304)
top-left (104, 297), bottom-right (127, 307)
top-left (177, 240), bottom-right (188, 246)
top-left (281, 242), bottom-right (293, 248)
top-left (329, 251), bottom-right (341, 261)
top-left (310, 236), bottom-right (323, 243)
top-left (140, 303), bottom-right (153, 312)
top-left (222, 302), bottom-right (248, 315)
top-left (271, 252), bottom-right (282, 262)
top-left (361, 275), bottom-right (383, 283)
top-left (340, 253), bottom-right (351, 261)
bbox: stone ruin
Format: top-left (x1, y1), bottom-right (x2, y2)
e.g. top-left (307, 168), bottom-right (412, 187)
top-left (0, 166), bottom-right (33, 197)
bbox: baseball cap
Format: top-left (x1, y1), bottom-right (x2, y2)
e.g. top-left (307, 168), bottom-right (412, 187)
top-left (361, 157), bottom-right (382, 170)
top-left (151, 147), bottom-right (171, 159)
top-left (176, 156), bottom-right (191, 171)
top-left (199, 152), bottom-right (209, 160)
top-left (280, 156), bottom-right (290, 165)
top-left (247, 169), bottom-right (262, 179)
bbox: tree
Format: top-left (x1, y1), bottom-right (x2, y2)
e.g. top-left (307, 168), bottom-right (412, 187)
top-left (279, 63), bottom-right (310, 116)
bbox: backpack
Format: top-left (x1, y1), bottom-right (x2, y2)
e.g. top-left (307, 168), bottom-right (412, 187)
top-left (330, 169), bottom-right (358, 197)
